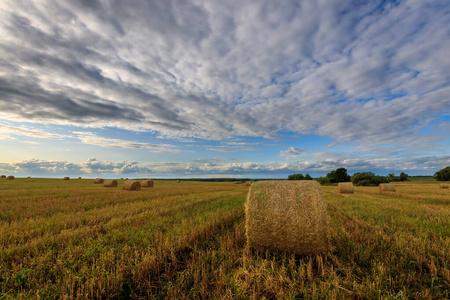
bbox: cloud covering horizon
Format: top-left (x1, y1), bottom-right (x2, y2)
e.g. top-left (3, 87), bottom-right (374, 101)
top-left (0, 0), bottom-right (449, 177)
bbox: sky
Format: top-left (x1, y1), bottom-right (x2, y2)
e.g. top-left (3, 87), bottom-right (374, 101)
top-left (0, 0), bottom-right (449, 179)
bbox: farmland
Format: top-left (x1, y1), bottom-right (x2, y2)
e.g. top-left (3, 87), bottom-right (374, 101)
top-left (0, 178), bottom-right (449, 299)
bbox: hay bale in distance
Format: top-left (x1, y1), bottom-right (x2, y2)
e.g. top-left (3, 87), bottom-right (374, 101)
top-left (123, 180), bottom-right (140, 191)
top-left (104, 179), bottom-right (118, 187)
top-left (63, 177), bottom-right (70, 180)
top-left (176, 180), bottom-right (180, 183)
top-left (6, 175), bottom-right (15, 180)
top-left (379, 183), bottom-right (395, 192)
top-left (27, 176), bottom-right (31, 178)
top-left (235, 181), bottom-right (244, 184)
top-left (245, 180), bottom-right (329, 255)
top-left (0, 175), bottom-right (6, 178)
top-left (94, 178), bottom-right (104, 184)
top-left (338, 182), bottom-right (354, 194)
top-left (439, 183), bottom-right (449, 189)
top-left (141, 179), bottom-right (154, 188)
top-left (78, 177), bottom-right (82, 179)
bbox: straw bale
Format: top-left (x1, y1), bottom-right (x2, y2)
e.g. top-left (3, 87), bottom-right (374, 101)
top-left (63, 177), bottom-right (70, 180)
top-left (104, 179), bottom-right (118, 187)
top-left (78, 177), bottom-right (82, 179)
top-left (176, 180), bottom-right (180, 183)
top-left (94, 178), bottom-right (104, 184)
top-left (27, 176), bottom-right (31, 178)
top-left (439, 183), bottom-right (449, 189)
top-left (378, 183), bottom-right (395, 192)
top-left (7, 175), bottom-right (15, 180)
top-left (1, 175), bottom-right (6, 178)
top-left (338, 182), bottom-right (354, 194)
top-left (235, 181), bottom-right (244, 184)
top-left (141, 179), bottom-right (154, 188)
top-left (245, 180), bottom-right (330, 255)
top-left (123, 180), bottom-right (141, 191)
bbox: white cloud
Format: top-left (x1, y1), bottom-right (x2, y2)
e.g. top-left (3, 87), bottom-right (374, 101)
top-left (0, 0), bottom-right (448, 153)
top-left (280, 147), bottom-right (307, 159)
top-left (1, 155), bottom-right (449, 177)
top-left (0, 124), bottom-right (63, 139)
top-left (73, 132), bottom-right (180, 153)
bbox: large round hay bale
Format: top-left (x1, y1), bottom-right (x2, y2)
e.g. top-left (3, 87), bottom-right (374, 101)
top-left (141, 179), bottom-right (154, 188)
top-left (78, 177), bottom-right (82, 179)
top-left (176, 180), bottom-right (180, 183)
top-left (6, 175), bottom-right (15, 180)
top-left (1, 175), bottom-right (6, 178)
top-left (245, 180), bottom-right (329, 255)
top-left (439, 183), bottom-right (449, 189)
top-left (378, 183), bottom-right (395, 192)
top-left (104, 179), bottom-right (118, 187)
top-left (123, 180), bottom-right (141, 191)
top-left (338, 182), bottom-right (354, 194)
top-left (63, 177), bottom-right (70, 180)
top-left (94, 178), bottom-right (104, 184)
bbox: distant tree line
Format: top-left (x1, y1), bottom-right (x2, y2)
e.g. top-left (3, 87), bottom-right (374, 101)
top-left (288, 168), bottom-right (414, 186)
top-left (287, 173), bottom-right (312, 180)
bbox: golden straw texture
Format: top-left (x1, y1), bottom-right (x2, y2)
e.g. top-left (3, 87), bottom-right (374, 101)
top-left (439, 184), bottom-right (449, 189)
top-left (378, 183), bottom-right (395, 192)
top-left (123, 180), bottom-right (141, 191)
top-left (141, 180), bottom-right (154, 188)
top-left (245, 180), bottom-right (330, 255)
top-left (338, 182), bottom-right (354, 194)
top-left (104, 180), bottom-right (118, 187)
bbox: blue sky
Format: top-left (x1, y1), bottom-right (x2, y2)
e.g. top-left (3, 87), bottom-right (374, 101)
top-left (0, 0), bottom-right (449, 178)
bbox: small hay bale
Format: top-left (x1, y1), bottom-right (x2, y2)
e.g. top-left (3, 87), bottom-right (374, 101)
top-left (6, 175), bottom-right (15, 180)
top-left (439, 183), bottom-right (449, 189)
top-left (378, 183), bottom-right (395, 192)
top-left (78, 177), bottom-right (82, 179)
top-left (94, 178), bottom-right (104, 184)
top-left (63, 177), bottom-right (70, 180)
top-left (123, 180), bottom-right (140, 191)
top-left (141, 179), bottom-right (154, 188)
top-left (176, 180), bottom-right (180, 183)
top-left (27, 176), bottom-right (31, 178)
top-left (1, 175), bottom-right (6, 178)
top-left (104, 179), bottom-right (118, 187)
top-left (235, 181), bottom-right (244, 184)
top-left (120, 178), bottom-right (124, 180)
top-left (338, 182), bottom-right (354, 194)
top-left (245, 180), bottom-right (329, 255)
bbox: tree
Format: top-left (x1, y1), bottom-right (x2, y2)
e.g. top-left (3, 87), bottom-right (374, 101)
top-left (326, 168), bottom-right (351, 183)
top-left (288, 173), bottom-right (305, 180)
top-left (399, 172), bottom-right (408, 181)
top-left (351, 172), bottom-right (390, 186)
top-left (315, 177), bottom-right (330, 185)
top-left (304, 174), bottom-right (312, 180)
top-left (434, 166), bottom-right (450, 181)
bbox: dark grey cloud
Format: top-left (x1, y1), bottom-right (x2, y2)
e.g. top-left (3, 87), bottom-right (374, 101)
top-left (0, 0), bottom-right (448, 151)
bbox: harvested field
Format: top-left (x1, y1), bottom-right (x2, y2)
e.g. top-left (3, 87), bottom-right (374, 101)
top-left (0, 178), bottom-right (448, 299)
